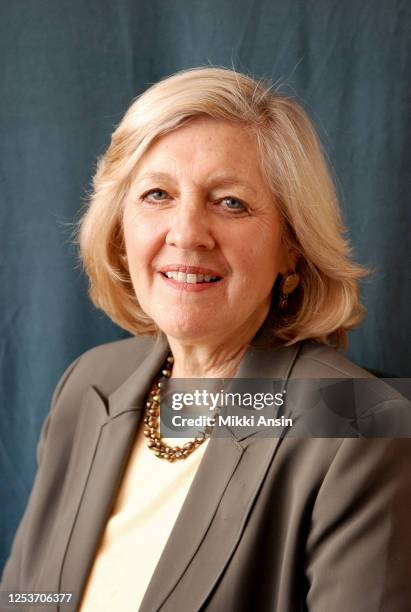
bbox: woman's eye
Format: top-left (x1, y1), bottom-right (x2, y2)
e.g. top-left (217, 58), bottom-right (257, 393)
top-left (143, 189), bottom-right (169, 202)
top-left (220, 197), bottom-right (247, 212)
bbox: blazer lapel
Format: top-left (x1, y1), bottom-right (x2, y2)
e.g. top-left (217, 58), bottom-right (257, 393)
top-left (34, 386), bottom-right (108, 612)
top-left (138, 433), bottom-right (276, 612)
top-left (56, 336), bottom-right (170, 610)
top-left (57, 391), bottom-right (139, 609)
top-left (139, 340), bottom-right (301, 612)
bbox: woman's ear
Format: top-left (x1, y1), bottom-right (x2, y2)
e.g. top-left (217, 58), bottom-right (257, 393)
top-left (281, 243), bottom-right (299, 275)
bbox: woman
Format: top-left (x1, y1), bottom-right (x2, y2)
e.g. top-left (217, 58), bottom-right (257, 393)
top-left (2, 67), bottom-right (410, 612)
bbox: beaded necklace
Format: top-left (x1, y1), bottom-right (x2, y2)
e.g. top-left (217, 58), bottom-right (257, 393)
top-left (143, 355), bottom-right (213, 461)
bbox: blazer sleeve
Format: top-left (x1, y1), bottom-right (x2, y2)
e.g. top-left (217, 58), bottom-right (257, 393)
top-left (0, 356), bottom-right (81, 591)
top-left (305, 437), bottom-right (411, 611)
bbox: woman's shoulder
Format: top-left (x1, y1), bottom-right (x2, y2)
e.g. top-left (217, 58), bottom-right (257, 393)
top-left (251, 325), bottom-right (373, 380)
top-left (48, 334), bottom-right (161, 423)
top-left (71, 334), bottom-right (161, 395)
top-left (38, 335), bottom-right (162, 462)
top-left (78, 333), bottom-right (158, 366)
top-left (293, 340), bottom-right (374, 379)
top-left (290, 340), bottom-right (411, 437)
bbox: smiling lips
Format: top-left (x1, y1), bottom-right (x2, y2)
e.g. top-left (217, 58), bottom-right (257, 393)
top-left (158, 265), bottom-right (223, 290)
top-left (164, 271), bottom-right (219, 283)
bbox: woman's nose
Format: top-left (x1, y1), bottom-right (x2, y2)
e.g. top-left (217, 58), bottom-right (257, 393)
top-left (165, 201), bottom-right (215, 250)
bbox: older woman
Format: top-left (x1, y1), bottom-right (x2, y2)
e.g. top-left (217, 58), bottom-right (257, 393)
top-left (2, 67), bottom-right (410, 612)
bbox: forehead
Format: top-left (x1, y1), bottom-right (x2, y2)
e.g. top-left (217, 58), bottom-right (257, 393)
top-left (132, 117), bottom-right (267, 191)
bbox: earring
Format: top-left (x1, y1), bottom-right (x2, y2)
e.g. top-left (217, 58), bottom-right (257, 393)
top-left (279, 272), bottom-right (300, 310)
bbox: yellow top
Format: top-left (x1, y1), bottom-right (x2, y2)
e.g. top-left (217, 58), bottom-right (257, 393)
top-left (79, 423), bottom-right (210, 612)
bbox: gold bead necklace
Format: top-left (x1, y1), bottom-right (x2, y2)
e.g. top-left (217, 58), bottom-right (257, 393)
top-left (143, 355), bottom-right (212, 461)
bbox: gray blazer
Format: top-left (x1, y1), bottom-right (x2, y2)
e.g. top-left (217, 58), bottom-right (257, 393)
top-left (2, 333), bottom-right (411, 611)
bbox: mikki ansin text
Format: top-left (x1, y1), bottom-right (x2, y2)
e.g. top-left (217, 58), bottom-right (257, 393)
top-left (171, 414), bottom-right (293, 428)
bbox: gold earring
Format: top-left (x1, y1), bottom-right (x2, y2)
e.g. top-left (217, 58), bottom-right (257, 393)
top-left (279, 272), bottom-right (300, 310)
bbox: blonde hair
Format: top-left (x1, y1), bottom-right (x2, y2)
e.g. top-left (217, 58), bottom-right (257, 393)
top-left (76, 66), bottom-right (367, 347)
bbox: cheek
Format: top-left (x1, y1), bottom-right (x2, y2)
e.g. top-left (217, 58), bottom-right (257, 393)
top-left (232, 231), bottom-right (283, 284)
top-left (123, 209), bottom-right (163, 268)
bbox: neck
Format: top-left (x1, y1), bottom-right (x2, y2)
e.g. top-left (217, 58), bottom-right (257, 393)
top-left (167, 314), bottom-right (267, 379)
top-left (168, 341), bottom-right (247, 379)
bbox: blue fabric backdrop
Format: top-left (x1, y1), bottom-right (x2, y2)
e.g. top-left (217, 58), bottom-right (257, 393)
top-left (1, 0), bottom-right (410, 572)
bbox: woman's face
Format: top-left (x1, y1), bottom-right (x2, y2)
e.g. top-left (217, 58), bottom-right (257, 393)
top-left (123, 118), bottom-right (291, 345)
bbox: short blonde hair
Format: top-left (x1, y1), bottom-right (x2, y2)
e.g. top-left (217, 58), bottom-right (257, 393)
top-left (76, 66), bottom-right (367, 347)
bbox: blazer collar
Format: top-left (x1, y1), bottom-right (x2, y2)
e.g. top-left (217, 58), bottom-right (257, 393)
top-left (106, 329), bottom-right (302, 441)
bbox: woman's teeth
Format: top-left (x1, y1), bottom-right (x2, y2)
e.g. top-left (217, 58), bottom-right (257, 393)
top-left (164, 271), bottom-right (219, 284)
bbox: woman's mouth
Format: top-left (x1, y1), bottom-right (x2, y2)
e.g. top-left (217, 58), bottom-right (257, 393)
top-left (159, 270), bottom-right (223, 292)
top-left (162, 271), bottom-right (220, 284)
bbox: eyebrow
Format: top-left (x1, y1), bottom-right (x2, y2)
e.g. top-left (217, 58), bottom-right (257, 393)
top-left (134, 171), bottom-right (258, 196)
